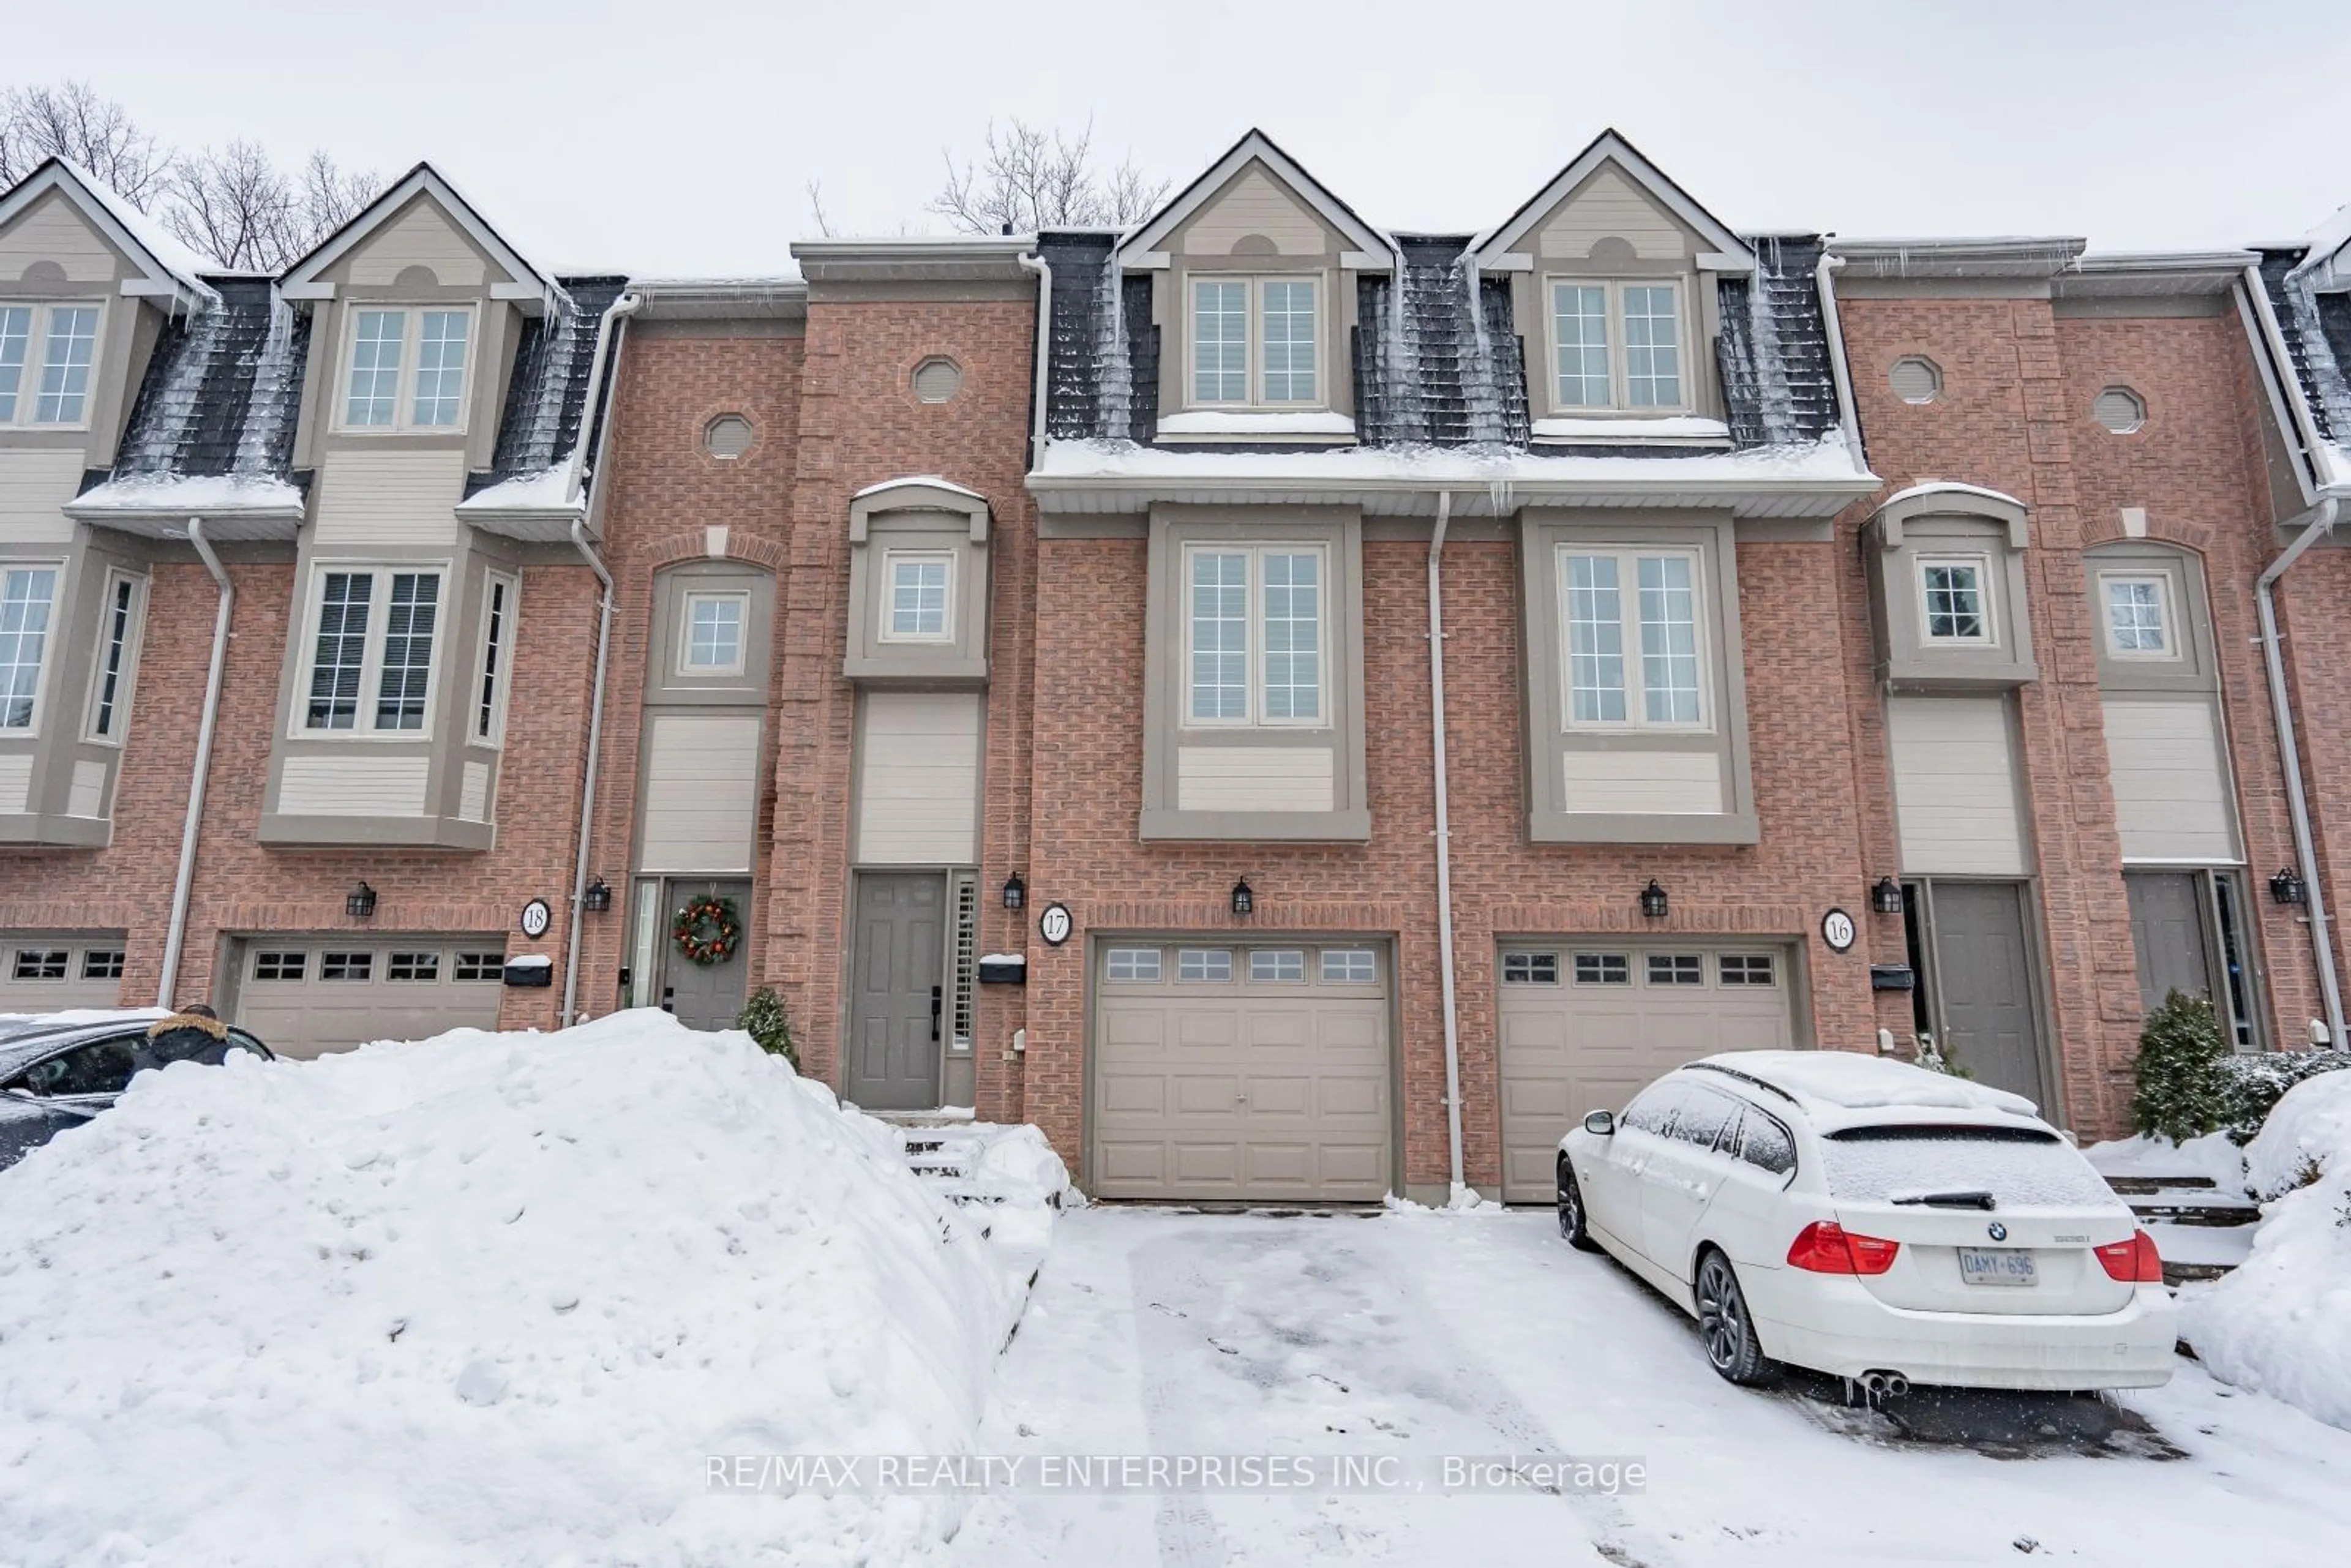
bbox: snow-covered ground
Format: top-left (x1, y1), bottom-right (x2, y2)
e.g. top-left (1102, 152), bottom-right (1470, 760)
top-left (0, 1013), bottom-right (1057, 1566)
top-left (950, 1207), bottom-right (2351, 1567)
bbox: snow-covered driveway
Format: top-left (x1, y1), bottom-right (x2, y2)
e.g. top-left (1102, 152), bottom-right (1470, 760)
top-left (949, 1207), bottom-right (2351, 1567)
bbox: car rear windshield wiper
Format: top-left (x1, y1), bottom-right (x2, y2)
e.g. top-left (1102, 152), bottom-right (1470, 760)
top-left (1890, 1190), bottom-right (1997, 1210)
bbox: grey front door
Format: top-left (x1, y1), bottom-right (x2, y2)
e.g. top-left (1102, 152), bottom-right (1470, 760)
top-left (1931, 882), bottom-right (2049, 1106)
top-left (847, 872), bottom-right (943, 1110)
top-left (662, 879), bottom-right (752, 1030)
top-left (2125, 871), bottom-right (2213, 1015)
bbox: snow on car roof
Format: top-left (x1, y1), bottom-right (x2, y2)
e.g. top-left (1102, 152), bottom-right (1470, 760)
top-left (1696, 1050), bottom-right (2042, 1123)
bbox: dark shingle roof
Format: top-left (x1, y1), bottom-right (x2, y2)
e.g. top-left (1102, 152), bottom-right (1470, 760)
top-left (1035, 231), bottom-right (1845, 455)
top-left (479, 276), bottom-right (631, 493)
top-left (109, 277), bottom-right (309, 482)
top-left (2259, 249), bottom-right (2351, 448)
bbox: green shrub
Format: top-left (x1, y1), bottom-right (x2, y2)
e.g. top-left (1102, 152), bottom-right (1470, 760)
top-left (2131, 990), bottom-right (2233, 1142)
top-left (2221, 1046), bottom-right (2351, 1142)
top-left (735, 986), bottom-right (799, 1071)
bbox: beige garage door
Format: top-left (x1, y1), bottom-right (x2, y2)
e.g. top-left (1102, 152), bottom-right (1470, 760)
top-left (234, 937), bottom-right (508, 1059)
top-left (1, 934), bottom-right (130, 1014)
top-left (1093, 940), bottom-right (1392, 1201)
top-left (1497, 941), bottom-right (1796, 1202)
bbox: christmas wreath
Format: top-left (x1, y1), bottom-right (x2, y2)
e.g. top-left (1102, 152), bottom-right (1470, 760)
top-left (672, 895), bottom-right (741, 966)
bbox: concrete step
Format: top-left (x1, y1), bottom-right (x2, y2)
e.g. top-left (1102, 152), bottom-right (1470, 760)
top-left (2129, 1196), bottom-right (2257, 1227)
top-left (2105, 1175), bottom-right (2218, 1196)
top-left (2165, 1261), bottom-right (2236, 1286)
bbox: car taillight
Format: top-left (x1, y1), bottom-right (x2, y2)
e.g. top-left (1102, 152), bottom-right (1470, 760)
top-left (1787, 1221), bottom-right (1900, 1275)
top-left (2094, 1230), bottom-right (2164, 1285)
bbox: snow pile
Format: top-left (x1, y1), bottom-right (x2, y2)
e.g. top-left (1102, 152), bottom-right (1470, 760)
top-left (2085, 1128), bottom-right (2249, 1193)
top-left (904, 1123), bottom-right (1074, 1268)
top-left (0, 1012), bottom-right (1030, 1564)
top-left (2181, 1071), bottom-right (2351, 1431)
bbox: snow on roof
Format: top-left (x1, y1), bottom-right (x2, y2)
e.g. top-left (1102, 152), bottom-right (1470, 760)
top-left (1703, 1050), bottom-right (2042, 1121)
top-left (53, 158), bottom-right (221, 302)
top-left (453, 467), bottom-right (578, 516)
top-left (1157, 410), bottom-right (1359, 437)
top-left (67, 473), bottom-right (306, 517)
top-left (1874, 480), bottom-right (2029, 512)
top-left (851, 474), bottom-right (988, 503)
top-left (1035, 432), bottom-right (1872, 489)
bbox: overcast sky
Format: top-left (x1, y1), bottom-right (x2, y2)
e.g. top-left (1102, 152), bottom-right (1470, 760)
top-left (19, 0), bottom-right (2351, 275)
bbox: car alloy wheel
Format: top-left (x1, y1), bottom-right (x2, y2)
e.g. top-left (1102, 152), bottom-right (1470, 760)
top-left (1694, 1250), bottom-right (1774, 1386)
top-left (1556, 1165), bottom-right (1600, 1251)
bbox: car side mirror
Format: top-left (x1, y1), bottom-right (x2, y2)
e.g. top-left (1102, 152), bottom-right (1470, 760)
top-left (1583, 1109), bottom-right (1616, 1136)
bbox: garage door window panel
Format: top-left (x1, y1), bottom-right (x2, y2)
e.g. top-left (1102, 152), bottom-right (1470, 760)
top-left (253, 951), bottom-right (306, 981)
top-left (1248, 949), bottom-right (1306, 983)
top-left (454, 951), bottom-right (503, 981)
top-left (1646, 953), bottom-right (1704, 986)
top-left (388, 951), bottom-right (440, 981)
top-left (1572, 953), bottom-right (1627, 985)
top-left (1177, 949), bottom-right (1234, 982)
top-left (321, 951), bottom-right (372, 981)
top-left (1320, 948), bottom-right (1376, 984)
top-left (12, 949), bottom-right (67, 980)
top-left (1719, 955), bottom-right (1775, 986)
top-left (1106, 947), bottom-right (1163, 982)
top-left (80, 949), bottom-right (123, 980)
top-left (1504, 952), bottom-right (1561, 985)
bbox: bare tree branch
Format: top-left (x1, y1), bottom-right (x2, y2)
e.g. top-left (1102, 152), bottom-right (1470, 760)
top-left (927, 118), bottom-right (1169, 235)
top-left (0, 80), bottom-right (169, 204)
top-left (298, 150), bottom-right (379, 246)
top-left (160, 141), bottom-right (296, 271)
top-left (805, 179), bottom-right (837, 239)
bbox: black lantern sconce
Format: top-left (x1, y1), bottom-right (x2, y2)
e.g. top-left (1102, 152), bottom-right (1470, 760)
top-left (1638, 879), bottom-right (1668, 920)
top-left (1231, 878), bottom-right (1255, 918)
top-left (582, 877), bottom-right (613, 915)
top-left (1872, 877), bottom-right (1905, 916)
top-left (2271, 867), bottom-right (2309, 907)
top-left (345, 881), bottom-right (377, 920)
top-left (1002, 872), bottom-right (1027, 912)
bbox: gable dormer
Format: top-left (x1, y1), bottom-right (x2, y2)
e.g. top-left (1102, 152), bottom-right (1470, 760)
top-left (1472, 132), bottom-right (1752, 445)
top-left (1120, 131), bottom-right (1390, 443)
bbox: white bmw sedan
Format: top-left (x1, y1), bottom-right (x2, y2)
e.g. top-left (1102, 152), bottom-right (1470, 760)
top-left (1554, 1051), bottom-right (2176, 1394)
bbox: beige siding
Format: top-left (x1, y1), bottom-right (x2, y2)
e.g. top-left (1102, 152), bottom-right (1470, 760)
top-left (344, 200), bottom-right (488, 287)
top-left (313, 449), bottom-right (467, 547)
top-left (0, 192), bottom-right (122, 282)
top-left (277, 754), bottom-right (431, 816)
top-left (1536, 167), bottom-right (1693, 261)
top-left (0, 754), bottom-right (31, 814)
top-left (857, 692), bottom-right (980, 865)
top-left (458, 759), bottom-right (490, 823)
top-left (639, 712), bottom-right (760, 873)
top-left (0, 448), bottom-right (86, 544)
top-left (1888, 695), bottom-right (2028, 875)
top-left (2104, 698), bottom-right (2238, 861)
top-left (1175, 746), bottom-right (1335, 812)
top-left (66, 759), bottom-right (105, 818)
top-left (1560, 749), bottom-right (1722, 814)
top-left (1181, 167), bottom-right (1330, 257)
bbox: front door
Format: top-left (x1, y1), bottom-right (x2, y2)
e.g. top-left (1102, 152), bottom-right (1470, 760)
top-left (847, 872), bottom-right (943, 1111)
top-left (662, 879), bottom-right (752, 1030)
top-left (1930, 881), bottom-right (2049, 1106)
top-left (2125, 871), bottom-right (2213, 1014)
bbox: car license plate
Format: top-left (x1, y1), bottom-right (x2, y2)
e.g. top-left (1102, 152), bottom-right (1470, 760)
top-left (1957, 1247), bottom-right (2037, 1287)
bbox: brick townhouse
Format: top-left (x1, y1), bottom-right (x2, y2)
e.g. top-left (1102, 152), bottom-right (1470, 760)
top-left (4, 137), bottom-right (2349, 1202)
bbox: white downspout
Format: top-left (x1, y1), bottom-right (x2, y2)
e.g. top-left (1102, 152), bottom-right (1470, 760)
top-left (1814, 247), bottom-right (1864, 460)
top-left (1016, 250), bottom-right (1052, 468)
top-left (1427, 491), bottom-right (1465, 1196)
top-left (558, 289), bottom-right (641, 1027)
top-left (2256, 492), bottom-right (2347, 1047)
top-left (157, 517), bottom-right (230, 1008)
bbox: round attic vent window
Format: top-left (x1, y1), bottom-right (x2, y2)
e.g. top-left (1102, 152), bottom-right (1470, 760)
top-left (2093, 386), bottom-right (2147, 435)
top-left (703, 414), bottom-right (755, 459)
top-left (912, 357), bottom-right (964, 404)
top-left (1889, 356), bottom-right (1942, 404)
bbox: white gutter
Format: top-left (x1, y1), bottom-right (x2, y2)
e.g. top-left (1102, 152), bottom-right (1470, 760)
top-left (558, 289), bottom-right (642, 1026)
top-left (1016, 251), bottom-right (1052, 468)
top-left (157, 517), bottom-right (231, 1008)
top-left (2256, 492), bottom-right (2348, 1047)
top-left (1426, 490), bottom-right (1465, 1196)
top-left (1813, 248), bottom-right (1865, 461)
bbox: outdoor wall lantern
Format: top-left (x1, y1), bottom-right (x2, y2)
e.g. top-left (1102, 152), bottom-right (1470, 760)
top-left (346, 882), bottom-right (377, 919)
top-left (1872, 877), bottom-right (1905, 915)
top-left (582, 877), bottom-right (613, 915)
top-left (1231, 879), bottom-right (1255, 918)
top-left (1639, 879), bottom-right (1669, 920)
top-left (1002, 872), bottom-right (1027, 912)
top-left (2271, 867), bottom-right (2309, 907)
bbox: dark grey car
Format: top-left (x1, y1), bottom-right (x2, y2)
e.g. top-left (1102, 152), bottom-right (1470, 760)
top-left (0, 1011), bottom-right (274, 1171)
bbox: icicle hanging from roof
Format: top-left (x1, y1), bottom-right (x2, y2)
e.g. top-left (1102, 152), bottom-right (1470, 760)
top-left (232, 290), bottom-right (299, 476)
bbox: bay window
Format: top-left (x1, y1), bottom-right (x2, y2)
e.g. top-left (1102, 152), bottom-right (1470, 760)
top-left (1547, 280), bottom-right (1684, 411)
top-left (1186, 546), bottom-right (1325, 726)
top-left (339, 307), bottom-right (473, 430)
top-left (1, 565), bottom-right (60, 730)
top-left (84, 571), bottom-right (144, 742)
top-left (1559, 548), bottom-right (1705, 729)
top-left (300, 566), bottom-right (444, 734)
top-left (0, 303), bottom-right (100, 427)
top-left (473, 571), bottom-right (517, 745)
top-left (1189, 277), bottom-right (1321, 407)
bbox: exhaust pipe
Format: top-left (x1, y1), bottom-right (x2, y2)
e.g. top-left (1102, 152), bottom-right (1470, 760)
top-left (1856, 1371), bottom-right (1911, 1404)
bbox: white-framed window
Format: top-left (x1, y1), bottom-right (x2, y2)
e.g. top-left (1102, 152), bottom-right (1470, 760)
top-left (1504, 952), bottom-right (1561, 985)
top-left (880, 552), bottom-right (954, 643)
top-left (0, 302), bottom-right (101, 427)
top-left (1558, 547), bottom-right (1706, 729)
top-left (1106, 946), bottom-right (1162, 982)
top-left (680, 591), bottom-right (748, 675)
top-left (84, 570), bottom-right (145, 743)
top-left (386, 951), bottom-right (441, 982)
top-left (337, 306), bottom-right (474, 431)
top-left (1571, 953), bottom-right (1629, 985)
top-left (1176, 948), bottom-right (1233, 982)
top-left (299, 565), bottom-right (446, 735)
top-left (2100, 573), bottom-right (2175, 660)
top-left (454, 951), bottom-right (504, 981)
top-left (0, 563), bottom-right (62, 732)
top-left (252, 951), bottom-right (306, 981)
top-left (473, 571), bottom-right (517, 744)
top-left (1320, 948), bottom-right (1377, 983)
top-left (1547, 280), bottom-right (1685, 411)
top-left (1719, 954), bottom-right (1776, 986)
top-left (1918, 556), bottom-right (1992, 644)
top-left (1646, 953), bottom-right (1704, 986)
top-left (1188, 276), bottom-right (1321, 408)
top-left (1185, 544), bottom-right (1326, 727)
top-left (1248, 948), bottom-right (1307, 983)
top-left (320, 951), bottom-right (372, 981)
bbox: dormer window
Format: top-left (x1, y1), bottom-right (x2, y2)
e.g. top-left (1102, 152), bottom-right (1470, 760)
top-left (1548, 280), bottom-right (1684, 411)
top-left (1189, 277), bottom-right (1319, 408)
top-left (1919, 558), bottom-right (1992, 644)
top-left (0, 303), bottom-right (100, 427)
top-left (883, 553), bottom-right (954, 643)
top-left (339, 307), bottom-right (473, 430)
